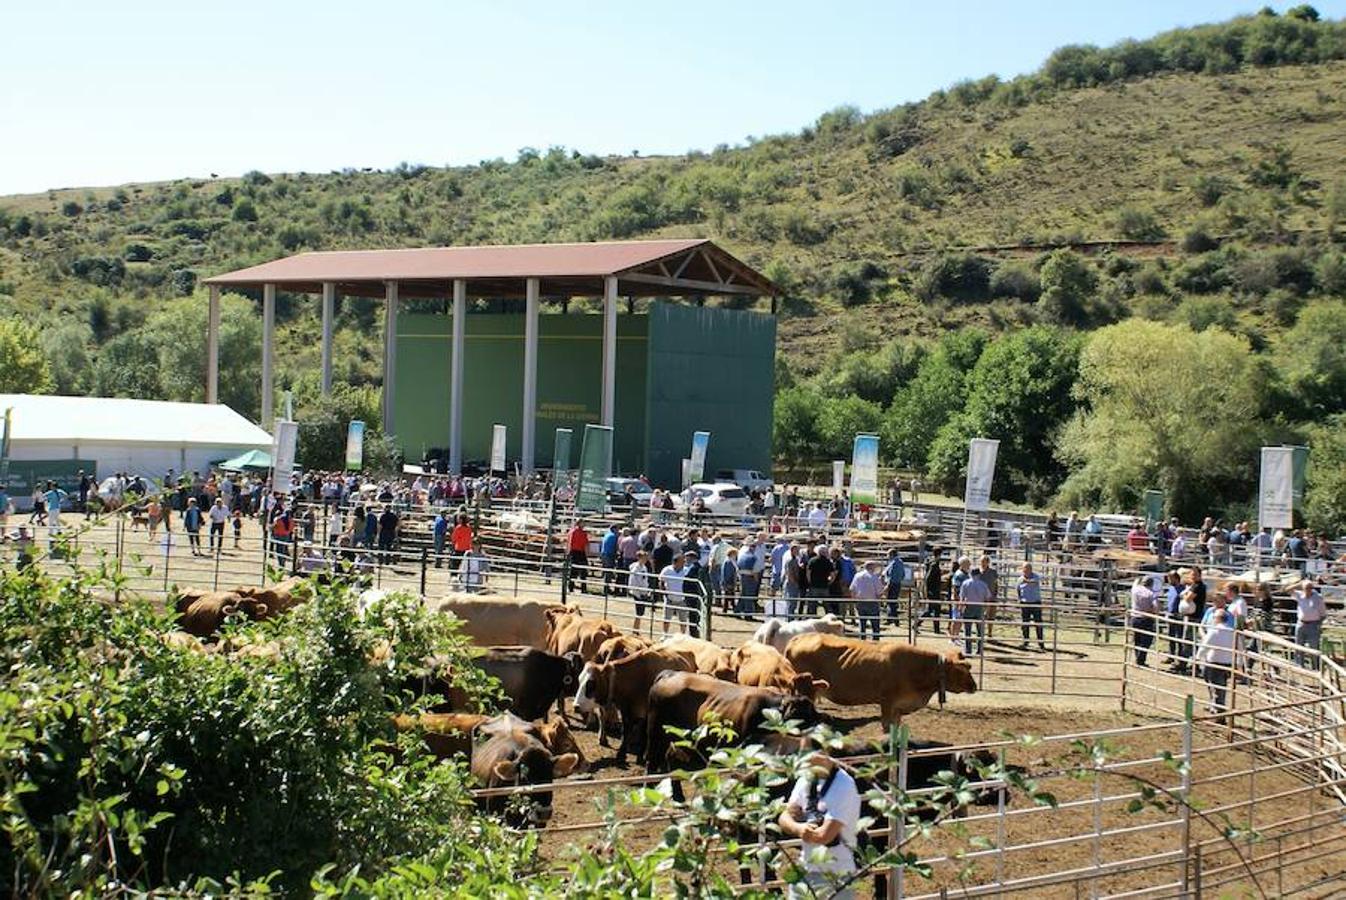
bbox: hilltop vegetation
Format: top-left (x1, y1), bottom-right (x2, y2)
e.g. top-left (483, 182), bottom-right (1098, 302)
top-left (1, 7), bottom-right (1346, 524)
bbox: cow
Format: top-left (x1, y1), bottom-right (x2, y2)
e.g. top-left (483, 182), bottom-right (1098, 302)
top-left (546, 608), bottom-right (621, 660)
top-left (644, 671), bottom-right (822, 777)
top-left (729, 642), bottom-right (830, 698)
top-left (784, 634), bottom-right (977, 726)
top-left (752, 614), bottom-right (846, 653)
top-left (432, 597), bottom-right (571, 649)
top-left (161, 630), bottom-right (207, 653)
top-left (655, 635), bottom-right (736, 679)
top-left (173, 590), bottom-right (269, 638)
top-left (472, 713), bottom-right (580, 827)
top-left (474, 646), bottom-right (584, 720)
top-left (589, 634), bottom-right (650, 746)
top-left (235, 575), bottom-right (311, 615)
top-left (573, 647), bottom-right (697, 765)
top-left (392, 712), bottom-right (586, 772)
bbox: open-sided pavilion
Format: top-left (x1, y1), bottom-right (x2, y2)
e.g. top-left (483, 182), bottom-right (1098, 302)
top-left (202, 239), bottom-right (776, 475)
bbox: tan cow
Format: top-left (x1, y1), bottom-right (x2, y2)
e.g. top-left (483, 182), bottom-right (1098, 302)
top-left (655, 635), bottom-right (735, 680)
top-left (784, 633), bottom-right (976, 726)
top-left (393, 712), bottom-right (586, 772)
top-left (546, 607), bottom-right (620, 660)
top-left (572, 647), bottom-right (697, 764)
top-left (173, 590), bottom-right (268, 638)
top-left (236, 575), bottom-right (312, 615)
top-left (730, 642), bottom-right (830, 698)
top-left (431, 597), bottom-right (571, 648)
top-left (589, 633), bottom-right (649, 745)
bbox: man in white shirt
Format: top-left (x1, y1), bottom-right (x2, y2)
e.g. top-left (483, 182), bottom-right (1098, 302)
top-left (1292, 578), bottom-right (1326, 668)
top-left (1197, 609), bottom-right (1239, 713)
top-left (806, 503), bottom-right (827, 531)
top-left (207, 497), bottom-right (230, 553)
top-left (659, 558), bottom-right (688, 634)
top-left (779, 751), bottom-right (863, 899)
top-left (849, 560), bottom-right (883, 641)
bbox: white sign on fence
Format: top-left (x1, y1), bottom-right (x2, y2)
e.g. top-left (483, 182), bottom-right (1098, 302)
top-left (964, 438), bottom-right (999, 512)
top-left (490, 424), bottom-right (507, 473)
top-left (1259, 445), bottom-right (1295, 530)
top-left (272, 420), bottom-right (299, 495)
top-left (832, 460), bottom-right (845, 493)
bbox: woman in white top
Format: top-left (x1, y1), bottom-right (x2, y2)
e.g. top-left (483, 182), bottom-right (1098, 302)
top-left (628, 551), bottom-right (652, 631)
top-left (1197, 609), bottom-right (1239, 713)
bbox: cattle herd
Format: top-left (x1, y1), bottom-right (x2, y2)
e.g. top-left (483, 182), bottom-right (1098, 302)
top-left (163, 580), bottom-right (983, 856)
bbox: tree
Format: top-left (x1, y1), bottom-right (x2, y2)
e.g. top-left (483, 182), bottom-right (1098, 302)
top-left (294, 383), bottom-right (383, 471)
top-left (1304, 415), bottom-right (1346, 534)
top-left (881, 329), bottom-right (987, 469)
top-left (816, 395), bottom-right (884, 458)
top-left (0, 318), bottom-right (54, 394)
top-left (772, 385), bottom-right (825, 466)
top-left (90, 331), bottom-right (162, 398)
top-left (1056, 320), bottom-right (1270, 521)
top-left (146, 294), bottom-right (262, 419)
top-left (1037, 250), bottom-right (1101, 327)
top-left (927, 327), bottom-right (1081, 503)
top-left (38, 322), bottom-right (91, 395)
top-left (1274, 300), bottom-right (1346, 419)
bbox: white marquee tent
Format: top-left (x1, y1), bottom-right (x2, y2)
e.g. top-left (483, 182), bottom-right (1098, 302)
top-left (0, 395), bottom-right (273, 492)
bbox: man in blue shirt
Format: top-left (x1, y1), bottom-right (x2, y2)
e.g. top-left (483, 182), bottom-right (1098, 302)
top-left (883, 548), bottom-right (906, 626)
top-left (600, 524), bottom-right (620, 595)
top-left (183, 497), bottom-right (204, 556)
top-left (432, 509), bottom-right (449, 568)
top-left (770, 536), bottom-right (790, 597)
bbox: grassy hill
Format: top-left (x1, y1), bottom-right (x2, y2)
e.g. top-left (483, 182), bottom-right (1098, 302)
top-left (1, 9), bottom-right (1345, 520)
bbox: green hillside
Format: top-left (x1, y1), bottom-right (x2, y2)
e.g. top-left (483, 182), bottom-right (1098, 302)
top-left (2, 7), bottom-right (1346, 524)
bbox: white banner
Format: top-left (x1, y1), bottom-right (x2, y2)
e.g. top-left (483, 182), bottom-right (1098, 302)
top-left (681, 458), bottom-right (692, 489)
top-left (1259, 446), bottom-right (1294, 530)
top-left (963, 438), bottom-right (999, 512)
top-left (272, 420), bottom-right (299, 496)
top-left (490, 424), bottom-right (507, 473)
top-left (850, 434), bottom-right (880, 506)
top-left (832, 460), bottom-right (845, 493)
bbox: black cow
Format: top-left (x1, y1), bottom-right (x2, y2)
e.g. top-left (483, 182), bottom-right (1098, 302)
top-left (471, 713), bottom-right (579, 827)
top-left (475, 646), bottom-right (584, 720)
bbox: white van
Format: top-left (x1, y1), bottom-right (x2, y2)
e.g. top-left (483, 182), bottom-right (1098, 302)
top-left (714, 469), bottom-right (774, 493)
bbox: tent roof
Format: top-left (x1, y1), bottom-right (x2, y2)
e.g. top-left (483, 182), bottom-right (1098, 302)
top-left (0, 395), bottom-right (273, 448)
top-left (218, 448), bottom-right (272, 471)
top-left (202, 239), bottom-right (777, 299)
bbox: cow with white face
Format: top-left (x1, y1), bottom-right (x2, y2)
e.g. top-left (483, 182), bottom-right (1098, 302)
top-left (573, 647), bottom-right (696, 765)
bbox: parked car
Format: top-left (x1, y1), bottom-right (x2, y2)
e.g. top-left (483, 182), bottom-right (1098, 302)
top-left (604, 477), bottom-right (653, 511)
top-left (673, 482), bottom-right (751, 517)
top-left (714, 468), bottom-right (774, 493)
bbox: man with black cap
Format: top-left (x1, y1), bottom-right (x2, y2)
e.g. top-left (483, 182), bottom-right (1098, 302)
top-left (682, 549), bottom-right (705, 638)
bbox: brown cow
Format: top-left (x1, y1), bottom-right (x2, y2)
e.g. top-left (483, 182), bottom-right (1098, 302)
top-left (393, 713), bottom-right (586, 772)
top-left (589, 634), bottom-right (650, 746)
top-left (173, 590), bottom-right (268, 638)
top-left (644, 671), bottom-right (821, 775)
top-left (784, 633), bottom-right (976, 726)
top-left (730, 642), bottom-right (830, 698)
top-left (432, 597), bottom-right (571, 648)
top-left (655, 635), bottom-right (736, 680)
top-left (236, 575), bottom-right (311, 615)
top-left (546, 608), bottom-right (620, 660)
top-left (572, 647), bottom-right (696, 764)
top-left (473, 713), bottom-right (580, 827)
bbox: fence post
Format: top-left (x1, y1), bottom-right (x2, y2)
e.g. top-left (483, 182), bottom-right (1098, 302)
top-left (1180, 695), bottom-right (1194, 898)
top-left (560, 552), bottom-right (571, 607)
top-left (890, 723), bottom-right (907, 900)
top-left (114, 515), bottom-right (123, 604)
top-left (213, 537), bottom-right (222, 591)
top-left (1121, 614), bottom-right (1131, 712)
top-left (1050, 596), bottom-right (1060, 695)
top-left (420, 547), bottom-right (428, 597)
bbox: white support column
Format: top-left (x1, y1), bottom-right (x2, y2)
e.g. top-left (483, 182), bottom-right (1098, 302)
top-left (261, 283), bottom-right (275, 427)
top-left (382, 280), bottom-right (399, 435)
top-left (206, 284), bottom-right (220, 404)
top-left (449, 279), bottom-right (466, 475)
top-left (522, 277), bottom-right (540, 475)
top-left (320, 282), bottom-right (335, 396)
top-left (601, 275), bottom-right (618, 426)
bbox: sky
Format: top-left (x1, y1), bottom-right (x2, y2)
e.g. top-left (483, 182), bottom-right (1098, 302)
top-left (3, 1), bottom-right (1345, 196)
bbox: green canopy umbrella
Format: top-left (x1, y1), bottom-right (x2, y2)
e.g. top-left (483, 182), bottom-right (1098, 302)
top-left (217, 448), bottom-right (272, 471)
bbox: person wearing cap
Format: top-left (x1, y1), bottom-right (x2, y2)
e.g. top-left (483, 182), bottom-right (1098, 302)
top-left (183, 497), bottom-right (204, 556)
top-left (778, 749), bottom-right (862, 899)
top-left (850, 560), bottom-right (884, 640)
top-left (1292, 578), bottom-right (1325, 668)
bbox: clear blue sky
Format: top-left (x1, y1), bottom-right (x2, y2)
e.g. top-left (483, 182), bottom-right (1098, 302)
top-left (2, 1), bottom-right (1343, 196)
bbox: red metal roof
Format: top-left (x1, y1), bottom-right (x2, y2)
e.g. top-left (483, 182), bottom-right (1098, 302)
top-left (202, 239), bottom-right (773, 298)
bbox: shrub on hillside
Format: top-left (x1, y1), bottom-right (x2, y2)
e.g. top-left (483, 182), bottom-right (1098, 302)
top-left (1180, 225), bottom-right (1220, 253)
top-left (123, 242), bottom-right (153, 262)
top-left (1191, 174), bottom-right (1232, 207)
top-left (913, 253), bottom-right (993, 303)
top-left (1232, 247), bottom-right (1315, 296)
top-left (1315, 251), bottom-right (1346, 295)
top-left (1114, 206), bottom-right (1166, 240)
top-left (988, 260), bottom-right (1040, 301)
top-left (1174, 295), bottom-right (1238, 333)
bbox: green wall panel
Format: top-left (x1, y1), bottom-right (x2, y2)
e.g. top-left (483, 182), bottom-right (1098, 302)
top-left (394, 314), bottom-right (647, 473)
top-left (644, 303), bottom-right (775, 489)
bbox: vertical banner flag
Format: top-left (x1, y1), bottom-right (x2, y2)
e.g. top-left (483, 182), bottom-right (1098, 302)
top-left (832, 460), bottom-right (845, 493)
top-left (1290, 445), bottom-right (1309, 506)
top-left (575, 424), bottom-right (613, 513)
top-left (850, 433), bottom-right (880, 506)
top-left (344, 420), bottom-right (365, 472)
top-left (552, 428), bottom-right (573, 475)
top-left (283, 391), bottom-right (293, 423)
top-left (272, 420), bottom-right (299, 495)
top-left (1143, 489), bottom-right (1164, 527)
top-left (964, 438), bottom-right (1000, 512)
top-left (0, 407), bottom-right (11, 485)
top-left (490, 424), bottom-right (507, 473)
top-left (681, 458), bottom-right (692, 490)
top-left (689, 431), bottom-right (710, 483)
top-left (1259, 446), bottom-right (1295, 530)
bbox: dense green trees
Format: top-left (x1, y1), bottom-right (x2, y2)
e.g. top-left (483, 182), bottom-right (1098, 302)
top-left (0, 318), bottom-right (54, 394)
top-left (1274, 300), bottom-right (1346, 418)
